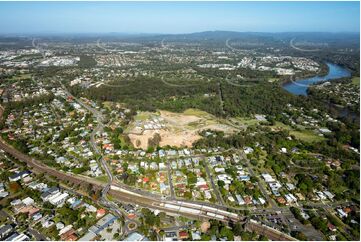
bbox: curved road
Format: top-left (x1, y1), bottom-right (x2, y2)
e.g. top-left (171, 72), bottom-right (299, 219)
top-left (58, 81), bottom-right (124, 220)
top-left (290, 38), bottom-right (320, 52)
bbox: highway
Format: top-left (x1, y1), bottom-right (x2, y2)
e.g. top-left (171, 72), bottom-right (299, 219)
top-left (289, 38), bottom-right (320, 52)
top-left (225, 38), bottom-right (238, 52)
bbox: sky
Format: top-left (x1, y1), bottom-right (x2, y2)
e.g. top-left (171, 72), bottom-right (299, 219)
top-left (0, 1), bottom-right (359, 34)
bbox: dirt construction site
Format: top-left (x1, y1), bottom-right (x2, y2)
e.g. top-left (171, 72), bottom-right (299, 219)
top-left (125, 109), bottom-right (239, 149)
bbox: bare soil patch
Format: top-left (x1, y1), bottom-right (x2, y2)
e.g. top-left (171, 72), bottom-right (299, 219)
top-left (126, 109), bottom-right (238, 149)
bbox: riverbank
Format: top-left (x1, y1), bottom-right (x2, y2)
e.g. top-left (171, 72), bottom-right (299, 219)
top-left (280, 62), bottom-right (329, 86)
top-left (307, 78), bottom-right (359, 120)
top-left (282, 62), bottom-right (351, 96)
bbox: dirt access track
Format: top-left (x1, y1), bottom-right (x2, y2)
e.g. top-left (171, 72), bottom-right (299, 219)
top-left (126, 108), bottom-right (239, 149)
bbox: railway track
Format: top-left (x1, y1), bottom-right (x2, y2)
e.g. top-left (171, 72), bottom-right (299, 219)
top-left (0, 133), bottom-right (241, 223)
top-left (245, 220), bottom-right (297, 241)
top-left (0, 137), bottom-right (104, 189)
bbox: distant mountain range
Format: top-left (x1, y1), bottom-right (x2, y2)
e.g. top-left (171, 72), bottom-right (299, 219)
top-left (0, 30), bottom-right (359, 49)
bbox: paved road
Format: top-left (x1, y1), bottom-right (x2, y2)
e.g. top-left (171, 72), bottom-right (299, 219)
top-left (217, 81), bottom-right (225, 115)
top-left (204, 161), bottom-right (225, 206)
top-left (28, 228), bottom-right (48, 241)
top-left (59, 82), bottom-right (126, 224)
top-left (239, 151), bottom-right (311, 239)
top-left (166, 161), bottom-right (175, 199)
top-left (0, 210), bottom-right (15, 223)
top-left (240, 150), bottom-right (330, 241)
top-left (289, 38), bottom-right (320, 52)
top-left (225, 38), bottom-right (238, 52)
top-left (240, 151), bottom-right (277, 208)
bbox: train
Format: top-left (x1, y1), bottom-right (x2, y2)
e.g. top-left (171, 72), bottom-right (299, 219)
top-left (109, 186), bottom-right (239, 221)
top-left (175, 201), bottom-right (239, 219)
top-left (160, 201), bottom-right (239, 221)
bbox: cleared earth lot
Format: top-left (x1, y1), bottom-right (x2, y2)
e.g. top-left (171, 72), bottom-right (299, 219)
top-left (126, 109), bottom-right (238, 149)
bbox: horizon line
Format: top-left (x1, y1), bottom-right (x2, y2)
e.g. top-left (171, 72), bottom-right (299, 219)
top-left (0, 30), bottom-right (360, 36)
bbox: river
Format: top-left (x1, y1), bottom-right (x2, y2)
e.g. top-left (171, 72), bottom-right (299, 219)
top-left (283, 63), bottom-right (351, 96)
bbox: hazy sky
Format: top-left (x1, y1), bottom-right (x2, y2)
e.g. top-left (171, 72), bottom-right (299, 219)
top-left (0, 1), bottom-right (359, 34)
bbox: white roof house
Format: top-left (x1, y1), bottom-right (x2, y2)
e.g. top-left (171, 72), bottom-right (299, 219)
top-left (159, 162), bottom-right (166, 170)
top-left (337, 209), bottom-right (347, 218)
top-left (235, 194), bottom-right (245, 205)
top-left (316, 191), bottom-right (327, 200)
top-left (286, 183), bottom-right (296, 191)
top-left (262, 173), bottom-right (275, 183)
top-left (22, 197), bottom-right (34, 206)
top-left (244, 147), bottom-right (254, 154)
top-left (214, 167), bottom-right (225, 173)
top-left (49, 192), bottom-right (69, 206)
top-left (269, 182), bottom-right (282, 191)
top-left (323, 191), bottom-right (335, 200)
top-left (258, 197), bottom-right (266, 205)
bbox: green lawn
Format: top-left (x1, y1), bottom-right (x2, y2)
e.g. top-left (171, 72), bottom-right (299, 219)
top-left (106, 194), bottom-right (115, 201)
top-left (272, 122), bottom-right (325, 143)
top-left (233, 117), bottom-right (260, 126)
top-left (118, 135), bottom-right (127, 146)
top-left (230, 117), bottom-right (326, 143)
top-left (124, 111), bottom-right (152, 133)
top-left (187, 120), bottom-right (205, 129)
top-left (183, 108), bottom-right (211, 117)
top-left (95, 175), bottom-right (109, 183)
top-left (102, 101), bottom-right (114, 109)
top-left (134, 111), bottom-right (153, 121)
top-left (289, 130), bottom-right (325, 143)
top-left (268, 77), bottom-right (279, 83)
top-left (11, 73), bottom-right (32, 80)
top-left (351, 77), bottom-right (360, 86)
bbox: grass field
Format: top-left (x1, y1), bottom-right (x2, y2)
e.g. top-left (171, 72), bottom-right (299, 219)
top-left (268, 77), bottom-right (279, 83)
top-left (289, 130), bottom-right (325, 143)
top-left (11, 73), bottom-right (32, 80)
top-left (351, 77), bottom-right (360, 86)
top-left (232, 117), bottom-right (260, 126)
top-left (271, 122), bottom-right (325, 143)
top-left (102, 101), bottom-right (114, 109)
top-left (95, 175), bottom-right (109, 183)
top-left (118, 135), bottom-right (128, 147)
top-left (124, 111), bottom-right (152, 133)
top-left (134, 111), bottom-right (153, 121)
top-left (106, 194), bottom-right (115, 201)
top-left (183, 108), bottom-right (212, 117)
